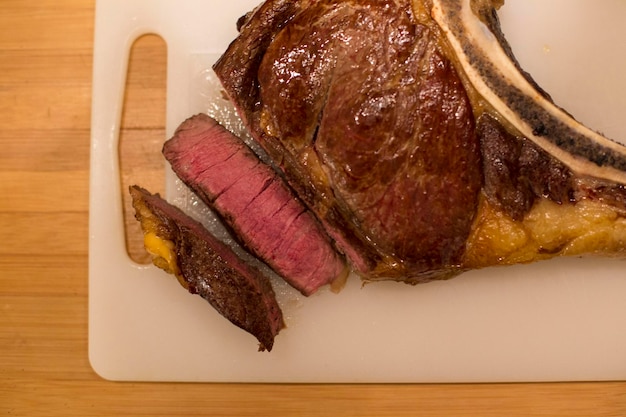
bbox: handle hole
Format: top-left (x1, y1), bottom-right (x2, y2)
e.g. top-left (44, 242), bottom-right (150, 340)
top-left (119, 34), bottom-right (167, 264)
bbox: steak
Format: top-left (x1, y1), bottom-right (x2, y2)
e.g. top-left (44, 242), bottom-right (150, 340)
top-left (163, 114), bottom-right (348, 295)
top-left (213, 0), bottom-right (626, 282)
top-left (215, 0), bottom-right (481, 279)
top-left (129, 185), bottom-right (284, 351)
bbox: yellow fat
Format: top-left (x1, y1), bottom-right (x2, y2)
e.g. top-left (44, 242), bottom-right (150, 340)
top-left (464, 196), bottom-right (626, 268)
top-left (143, 232), bottom-right (177, 274)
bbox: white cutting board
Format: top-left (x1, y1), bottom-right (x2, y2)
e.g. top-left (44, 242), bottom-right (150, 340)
top-left (89, 0), bottom-right (626, 382)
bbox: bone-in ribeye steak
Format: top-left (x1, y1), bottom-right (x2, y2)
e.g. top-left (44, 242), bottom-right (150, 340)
top-left (213, 0), bottom-right (626, 282)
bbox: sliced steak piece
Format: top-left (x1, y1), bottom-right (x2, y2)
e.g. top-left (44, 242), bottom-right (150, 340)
top-left (163, 114), bottom-right (348, 296)
top-left (129, 185), bottom-right (284, 352)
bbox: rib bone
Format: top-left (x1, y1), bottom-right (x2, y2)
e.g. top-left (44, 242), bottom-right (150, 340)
top-left (429, 0), bottom-right (626, 184)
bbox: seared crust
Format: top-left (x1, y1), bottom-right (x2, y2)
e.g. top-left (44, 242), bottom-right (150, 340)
top-left (215, 0), bottom-right (482, 281)
top-left (129, 185), bottom-right (285, 351)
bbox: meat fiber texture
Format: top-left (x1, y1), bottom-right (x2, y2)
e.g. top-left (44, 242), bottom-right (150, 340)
top-left (213, 0), bottom-right (626, 283)
top-left (163, 114), bottom-right (348, 296)
top-left (129, 185), bottom-right (284, 351)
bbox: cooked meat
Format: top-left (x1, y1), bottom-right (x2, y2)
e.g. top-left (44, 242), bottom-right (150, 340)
top-left (129, 185), bottom-right (284, 351)
top-left (213, 0), bottom-right (626, 282)
top-left (163, 114), bottom-right (348, 295)
top-left (478, 113), bottom-right (575, 222)
top-left (215, 0), bottom-right (482, 280)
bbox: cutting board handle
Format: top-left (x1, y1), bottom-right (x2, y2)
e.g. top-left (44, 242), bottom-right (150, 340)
top-left (88, 0), bottom-right (175, 378)
top-left (89, 0), bottom-right (171, 268)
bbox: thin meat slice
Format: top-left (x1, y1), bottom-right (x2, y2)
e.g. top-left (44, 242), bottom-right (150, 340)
top-left (129, 185), bottom-right (284, 352)
top-left (163, 114), bottom-right (348, 295)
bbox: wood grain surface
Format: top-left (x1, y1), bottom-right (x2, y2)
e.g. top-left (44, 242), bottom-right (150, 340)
top-left (2, 1), bottom-right (626, 415)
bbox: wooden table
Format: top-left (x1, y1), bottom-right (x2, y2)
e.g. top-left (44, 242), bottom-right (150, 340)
top-left (2, 1), bottom-right (626, 415)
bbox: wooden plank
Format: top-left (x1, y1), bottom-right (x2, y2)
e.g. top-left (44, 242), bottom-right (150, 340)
top-left (0, 49), bottom-right (93, 84)
top-left (0, 83), bottom-right (92, 130)
top-left (0, 130), bottom-right (90, 172)
top-left (0, 212), bottom-right (88, 256)
top-left (0, 172), bottom-right (88, 213)
top-left (0, 0), bottom-right (94, 51)
top-left (0, 295), bottom-right (90, 380)
top-left (1, 379), bottom-right (625, 417)
top-left (0, 255), bottom-right (87, 296)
